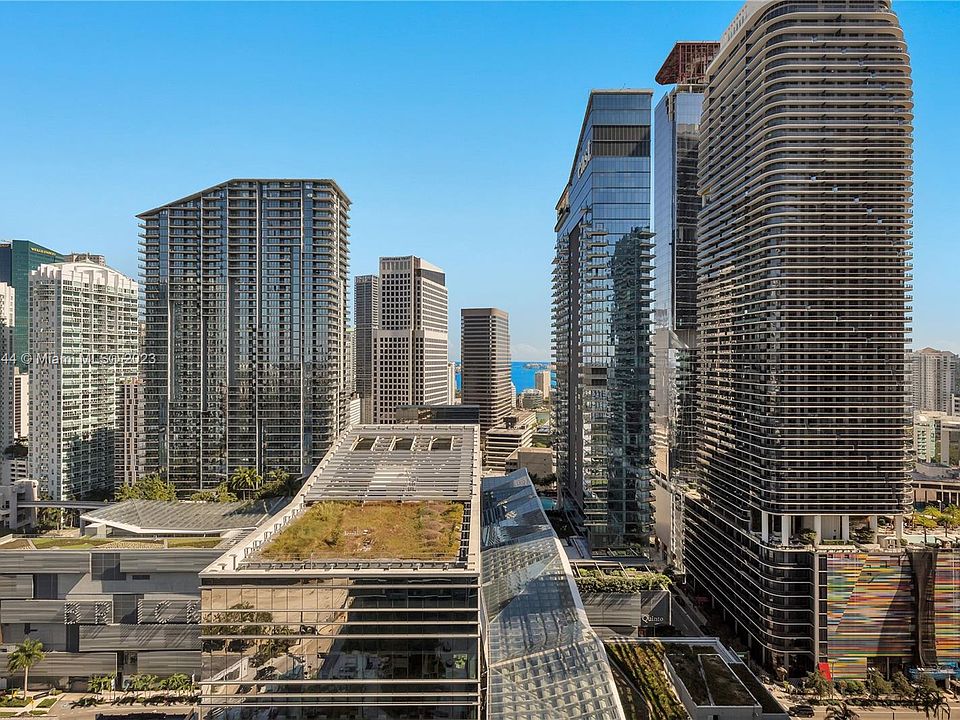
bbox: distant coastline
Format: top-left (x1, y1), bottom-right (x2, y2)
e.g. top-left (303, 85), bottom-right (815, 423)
top-left (454, 361), bottom-right (551, 392)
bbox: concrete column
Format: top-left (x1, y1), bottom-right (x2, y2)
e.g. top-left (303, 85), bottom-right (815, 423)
top-left (841, 515), bottom-right (851, 541)
top-left (895, 514), bottom-right (904, 540)
top-left (867, 515), bottom-right (878, 531)
top-left (813, 515), bottom-right (822, 544)
top-left (782, 514), bottom-right (793, 542)
top-left (761, 511), bottom-right (770, 542)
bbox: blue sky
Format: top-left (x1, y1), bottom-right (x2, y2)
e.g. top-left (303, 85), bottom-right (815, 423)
top-left (1, 2), bottom-right (956, 360)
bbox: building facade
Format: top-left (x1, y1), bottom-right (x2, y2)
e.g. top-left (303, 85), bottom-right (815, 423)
top-left (0, 239), bottom-right (64, 370)
top-left (0, 283), bottom-right (15, 452)
top-left (910, 347), bottom-right (959, 414)
top-left (651, 42), bottom-right (718, 573)
top-left (28, 256), bottom-right (139, 500)
top-left (552, 90), bottom-right (655, 550)
top-left (139, 179), bottom-right (350, 493)
top-left (199, 424), bottom-right (482, 719)
top-left (484, 411), bottom-right (537, 473)
top-left (372, 256), bottom-right (448, 423)
top-left (534, 369), bottom-right (551, 401)
top-left (460, 307), bottom-right (512, 435)
top-left (684, 0), bottom-right (913, 675)
top-left (115, 377), bottom-right (144, 491)
top-left (354, 274), bottom-right (380, 423)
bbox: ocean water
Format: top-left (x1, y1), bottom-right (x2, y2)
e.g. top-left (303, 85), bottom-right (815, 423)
top-left (455, 361), bottom-right (550, 392)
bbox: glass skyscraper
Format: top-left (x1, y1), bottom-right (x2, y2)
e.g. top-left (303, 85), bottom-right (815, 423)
top-left (552, 90), bottom-right (654, 551)
top-left (651, 42), bottom-right (718, 572)
top-left (0, 239), bottom-right (64, 370)
top-left (139, 179), bottom-right (350, 493)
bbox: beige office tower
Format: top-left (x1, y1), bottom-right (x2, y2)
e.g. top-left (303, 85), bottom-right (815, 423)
top-left (534, 369), bottom-right (551, 401)
top-left (115, 376), bottom-right (145, 492)
top-left (372, 256), bottom-right (448, 423)
top-left (12, 370), bottom-right (28, 440)
top-left (28, 255), bottom-right (139, 500)
top-left (461, 308), bottom-right (512, 435)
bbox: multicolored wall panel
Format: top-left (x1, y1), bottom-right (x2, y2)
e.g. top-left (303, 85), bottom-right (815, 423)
top-left (934, 551), bottom-right (960, 664)
top-left (825, 552), bottom-right (916, 680)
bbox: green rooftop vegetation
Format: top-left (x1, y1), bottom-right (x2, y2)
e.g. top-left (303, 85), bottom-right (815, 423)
top-left (700, 654), bottom-right (755, 707)
top-left (260, 501), bottom-right (464, 561)
top-left (604, 640), bottom-right (687, 720)
top-left (731, 663), bottom-right (782, 714)
top-left (0, 536), bottom-right (222, 551)
top-left (165, 536), bottom-right (223, 549)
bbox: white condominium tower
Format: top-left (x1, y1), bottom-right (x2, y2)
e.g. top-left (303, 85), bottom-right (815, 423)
top-left (28, 255), bottom-right (139, 500)
top-left (373, 256), bottom-right (448, 423)
top-left (461, 307), bottom-right (512, 435)
top-left (139, 179), bottom-right (350, 494)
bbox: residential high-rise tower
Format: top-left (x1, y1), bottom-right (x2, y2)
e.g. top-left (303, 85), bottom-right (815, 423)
top-left (684, 0), bottom-right (913, 674)
top-left (28, 255), bottom-right (139, 500)
top-left (552, 90), bottom-right (655, 550)
top-left (909, 347), bottom-right (958, 413)
top-left (139, 179), bottom-right (350, 493)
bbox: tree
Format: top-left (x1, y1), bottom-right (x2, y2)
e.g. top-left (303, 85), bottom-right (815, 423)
top-left (916, 675), bottom-right (949, 719)
top-left (891, 671), bottom-right (914, 703)
top-left (7, 638), bottom-right (45, 699)
top-left (189, 483), bottom-right (237, 503)
top-left (806, 669), bottom-right (834, 700)
top-left (228, 467), bottom-right (263, 500)
top-left (866, 669), bottom-right (892, 700)
top-left (116, 472), bottom-right (177, 502)
top-left (825, 702), bottom-right (861, 720)
top-left (255, 469), bottom-right (301, 500)
top-left (88, 673), bottom-right (115, 698)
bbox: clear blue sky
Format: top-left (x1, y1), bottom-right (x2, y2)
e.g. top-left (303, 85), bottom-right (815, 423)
top-left (1, 2), bottom-right (956, 360)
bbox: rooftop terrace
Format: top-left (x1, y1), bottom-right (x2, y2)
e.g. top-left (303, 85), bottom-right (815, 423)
top-left (258, 500), bottom-right (465, 562)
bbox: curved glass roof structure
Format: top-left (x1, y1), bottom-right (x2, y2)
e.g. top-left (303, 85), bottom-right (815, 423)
top-left (480, 470), bottom-right (626, 720)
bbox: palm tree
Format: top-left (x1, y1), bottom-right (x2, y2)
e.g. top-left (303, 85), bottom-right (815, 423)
top-left (825, 701), bottom-right (861, 720)
top-left (229, 467), bottom-right (263, 500)
top-left (7, 638), bottom-right (45, 700)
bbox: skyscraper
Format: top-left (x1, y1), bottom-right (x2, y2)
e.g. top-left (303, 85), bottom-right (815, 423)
top-left (0, 240), bottom-right (64, 371)
top-left (28, 255), bottom-right (139, 500)
top-left (139, 179), bottom-right (350, 493)
top-left (684, 0), bottom-right (913, 674)
top-left (534, 369), bottom-right (551, 401)
top-left (372, 256), bottom-right (448, 423)
top-left (651, 42), bottom-right (718, 572)
top-left (115, 377), bottom-right (144, 491)
top-left (460, 307), bottom-right (511, 436)
top-left (909, 347), bottom-right (959, 413)
top-left (0, 283), bottom-right (15, 459)
top-left (552, 90), bottom-right (655, 550)
top-left (354, 274), bottom-right (380, 423)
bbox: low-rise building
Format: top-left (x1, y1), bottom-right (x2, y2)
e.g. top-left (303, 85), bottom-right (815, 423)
top-left (0, 499), bottom-right (276, 691)
top-left (913, 463), bottom-right (960, 507)
top-left (199, 424), bottom-right (482, 719)
top-left (504, 446), bottom-right (555, 480)
top-left (395, 404), bottom-right (480, 425)
top-left (484, 411), bottom-right (536, 472)
top-left (518, 388), bottom-right (543, 409)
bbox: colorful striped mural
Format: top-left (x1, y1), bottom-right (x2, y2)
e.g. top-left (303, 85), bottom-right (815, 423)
top-left (826, 553), bottom-right (916, 680)
top-left (934, 552), bottom-right (960, 664)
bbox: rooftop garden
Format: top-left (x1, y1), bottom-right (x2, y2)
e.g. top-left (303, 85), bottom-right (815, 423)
top-left (0, 536), bottom-right (222, 551)
top-left (260, 500), bottom-right (464, 562)
top-left (700, 654), bottom-right (755, 707)
top-left (604, 640), bottom-right (687, 720)
top-left (731, 663), bottom-right (783, 714)
top-left (575, 566), bottom-right (671, 594)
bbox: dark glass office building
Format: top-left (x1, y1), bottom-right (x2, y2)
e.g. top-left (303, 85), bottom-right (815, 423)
top-left (0, 239), bottom-right (64, 369)
top-left (138, 179), bottom-right (350, 493)
top-left (651, 42), bottom-right (718, 572)
top-left (552, 90), bottom-right (655, 551)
